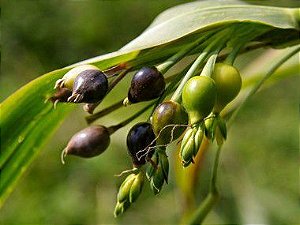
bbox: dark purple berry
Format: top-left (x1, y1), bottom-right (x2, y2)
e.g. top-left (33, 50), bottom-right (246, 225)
top-left (126, 122), bottom-right (156, 167)
top-left (68, 70), bottom-right (108, 103)
top-left (62, 125), bottom-right (110, 160)
top-left (127, 67), bottom-right (165, 103)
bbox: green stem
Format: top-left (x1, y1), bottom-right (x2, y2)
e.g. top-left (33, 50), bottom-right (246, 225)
top-left (224, 24), bottom-right (271, 65)
top-left (171, 27), bottom-right (233, 102)
top-left (157, 30), bottom-right (218, 74)
top-left (224, 44), bottom-right (243, 65)
top-left (85, 100), bottom-right (124, 124)
top-left (200, 50), bottom-right (219, 77)
top-left (108, 102), bottom-right (155, 134)
top-left (186, 45), bottom-right (300, 225)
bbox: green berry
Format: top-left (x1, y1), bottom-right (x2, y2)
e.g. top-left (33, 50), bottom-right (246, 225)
top-left (211, 63), bottom-right (242, 113)
top-left (182, 76), bottom-right (216, 124)
top-left (151, 100), bottom-right (188, 144)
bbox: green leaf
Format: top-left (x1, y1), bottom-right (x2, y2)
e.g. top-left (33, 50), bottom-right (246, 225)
top-left (121, 0), bottom-right (299, 51)
top-left (1, 0), bottom-right (299, 207)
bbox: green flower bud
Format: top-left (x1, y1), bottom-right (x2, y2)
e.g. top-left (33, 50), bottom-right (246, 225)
top-left (146, 152), bottom-right (158, 180)
top-left (129, 172), bottom-right (144, 203)
top-left (114, 201), bottom-right (130, 217)
top-left (180, 124), bottom-right (204, 167)
top-left (114, 201), bottom-right (124, 217)
top-left (150, 165), bottom-right (165, 195)
top-left (194, 124), bottom-right (204, 157)
top-left (204, 114), bottom-right (217, 140)
top-left (117, 174), bottom-right (135, 203)
top-left (158, 150), bottom-right (169, 183)
top-left (180, 128), bottom-right (196, 167)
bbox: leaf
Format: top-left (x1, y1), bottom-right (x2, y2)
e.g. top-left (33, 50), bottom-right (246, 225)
top-left (1, 0), bottom-right (299, 207)
top-left (121, 0), bottom-right (299, 51)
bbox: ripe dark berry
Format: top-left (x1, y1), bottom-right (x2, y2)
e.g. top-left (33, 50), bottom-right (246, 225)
top-left (62, 125), bottom-right (110, 161)
top-left (127, 67), bottom-right (165, 103)
top-left (68, 70), bottom-right (108, 103)
top-left (126, 122), bottom-right (156, 167)
top-left (54, 65), bottom-right (100, 90)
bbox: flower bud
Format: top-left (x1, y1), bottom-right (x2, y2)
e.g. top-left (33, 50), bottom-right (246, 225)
top-left (150, 165), bottom-right (165, 195)
top-left (117, 174), bottom-right (136, 203)
top-left (180, 124), bottom-right (204, 167)
top-left (129, 172), bottom-right (144, 203)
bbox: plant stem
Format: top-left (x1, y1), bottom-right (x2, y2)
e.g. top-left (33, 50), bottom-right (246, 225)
top-left (171, 27), bottom-right (233, 102)
top-left (85, 100), bottom-right (124, 124)
top-left (157, 30), bottom-right (218, 74)
top-left (107, 102), bottom-right (154, 134)
top-left (186, 45), bottom-right (300, 225)
top-left (200, 50), bottom-right (219, 77)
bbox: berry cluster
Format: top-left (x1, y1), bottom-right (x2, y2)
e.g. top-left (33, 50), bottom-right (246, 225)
top-left (51, 26), bottom-right (245, 217)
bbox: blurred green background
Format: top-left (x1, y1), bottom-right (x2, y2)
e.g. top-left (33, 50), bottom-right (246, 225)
top-left (1, 1), bottom-right (299, 224)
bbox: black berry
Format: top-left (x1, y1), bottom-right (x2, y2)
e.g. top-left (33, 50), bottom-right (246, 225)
top-left (126, 122), bottom-right (156, 167)
top-left (127, 67), bottom-right (165, 103)
top-left (68, 70), bottom-right (108, 103)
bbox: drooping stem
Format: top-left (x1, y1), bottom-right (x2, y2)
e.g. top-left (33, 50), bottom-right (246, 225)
top-left (200, 49), bottom-right (219, 77)
top-left (157, 29), bottom-right (219, 74)
top-left (186, 45), bottom-right (300, 225)
top-left (85, 100), bottom-right (124, 124)
top-left (171, 27), bottom-right (233, 102)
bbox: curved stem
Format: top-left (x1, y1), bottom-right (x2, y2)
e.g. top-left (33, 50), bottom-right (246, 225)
top-left (200, 50), bottom-right (219, 77)
top-left (171, 27), bottom-right (233, 102)
top-left (157, 29), bottom-right (218, 74)
top-left (108, 102), bottom-right (155, 134)
top-left (85, 100), bottom-right (124, 124)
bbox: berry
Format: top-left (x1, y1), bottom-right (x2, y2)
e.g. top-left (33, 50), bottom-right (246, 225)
top-left (126, 122), bottom-right (156, 167)
top-left (151, 101), bottom-right (188, 144)
top-left (182, 76), bottom-right (216, 124)
top-left (211, 63), bottom-right (242, 113)
top-left (62, 125), bottom-right (110, 160)
top-left (54, 64), bottom-right (99, 90)
top-left (127, 67), bottom-right (165, 103)
top-left (68, 70), bottom-right (108, 103)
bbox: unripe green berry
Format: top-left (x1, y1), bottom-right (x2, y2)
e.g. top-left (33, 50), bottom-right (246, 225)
top-left (211, 63), bottom-right (242, 113)
top-left (182, 76), bottom-right (217, 124)
top-left (151, 100), bottom-right (188, 144)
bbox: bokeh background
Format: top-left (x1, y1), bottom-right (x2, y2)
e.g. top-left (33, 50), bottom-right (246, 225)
top-left (1, 1), bottom-right (299, 224)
